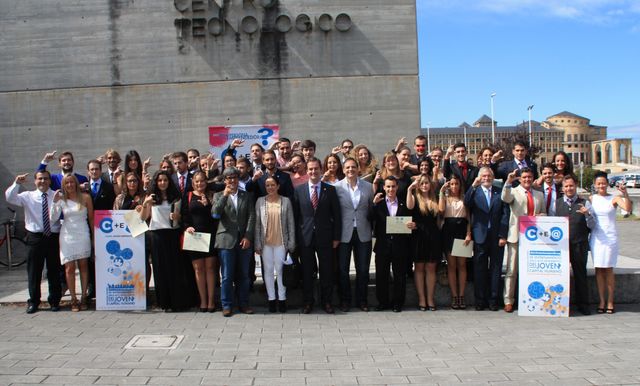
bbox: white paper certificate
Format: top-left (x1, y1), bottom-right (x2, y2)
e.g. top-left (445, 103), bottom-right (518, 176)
top-left (452, 238), bottom-right (474, 258)
top-left (386, 216), bottom-right (412, 234)
top-left (182, 232), bottom-right (211, 253)
top-left (123, 210), bottom-right (149, 238)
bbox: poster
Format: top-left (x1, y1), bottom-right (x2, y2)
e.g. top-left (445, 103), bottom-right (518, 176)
top-left (94, 210), bottom-right (146, 310)
top-left (518, 216), bottom-right (570, 317)
top-left (209, 125), bottom-right (280, 160)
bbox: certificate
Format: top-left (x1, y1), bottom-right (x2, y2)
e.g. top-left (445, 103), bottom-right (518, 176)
top-left (386, 216), bottom-right (412, 234)
top-left (452, 238), bottom-right (473, 258)
top-left (123, 210), bottom-right (149, 238)
top-left (182, 232), bottom-right (211, 253)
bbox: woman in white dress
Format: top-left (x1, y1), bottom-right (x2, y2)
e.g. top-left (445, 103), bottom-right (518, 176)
top-left (51, 174), bottom-right (94, 312)
top-left (589, 172), bottom-right (632, 314)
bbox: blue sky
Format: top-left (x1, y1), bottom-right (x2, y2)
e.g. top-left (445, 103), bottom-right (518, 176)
top-left (417, 0), bottom-right (640, 155)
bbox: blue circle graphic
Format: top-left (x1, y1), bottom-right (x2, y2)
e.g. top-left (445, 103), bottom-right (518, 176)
top-left (106, 240), bottom-right (120, 254)
top-left (528, 281), bottom-right (545, 299)
top-left (525, 226), bottom-right (538, 241)
top-left (549, 227), bottom-right (563, 242)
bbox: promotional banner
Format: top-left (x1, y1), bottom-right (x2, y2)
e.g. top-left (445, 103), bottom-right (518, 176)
top-left (94, 210), bottom-right (146, 310)
top-left (518, 216), bottom-right (570, 317)
top-left (209, 125), bottom-right (280, 159)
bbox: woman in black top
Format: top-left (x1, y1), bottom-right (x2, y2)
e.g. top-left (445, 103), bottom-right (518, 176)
top-left (182, 171), bottom-right (219, 312)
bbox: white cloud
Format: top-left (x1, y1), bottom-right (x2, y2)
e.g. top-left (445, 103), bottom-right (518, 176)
top-left (422, 0), bottom-right (640, 25)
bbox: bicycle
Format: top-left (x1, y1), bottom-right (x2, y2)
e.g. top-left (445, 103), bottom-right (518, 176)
top-left (0, 207), bottom-right (28, 269)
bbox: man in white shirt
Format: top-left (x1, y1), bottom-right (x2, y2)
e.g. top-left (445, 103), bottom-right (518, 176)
top-left (5, 171), bottom-right (62, 313)
top-left (536, 163), bottom-right (561, 216)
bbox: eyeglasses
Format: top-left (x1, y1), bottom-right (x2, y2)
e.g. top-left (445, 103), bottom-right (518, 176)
top-left (126, 180), bottom-right (138, 184)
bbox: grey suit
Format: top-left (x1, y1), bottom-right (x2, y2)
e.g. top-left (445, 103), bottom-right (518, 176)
top-left (334, 178), bottom-right (374, 307)
top-left (211, 189), bottom-right (255, 311)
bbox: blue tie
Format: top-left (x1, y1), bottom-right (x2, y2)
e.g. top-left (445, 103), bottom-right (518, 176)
top-left (484, 188), bottom-right (491, 207)
top-left (91, 182), bottom-right (98, 198)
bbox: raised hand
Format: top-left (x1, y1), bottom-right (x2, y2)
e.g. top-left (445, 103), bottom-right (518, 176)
top-left (43, 150), bottom-right (57, 164)
top-left (373, 192), bottom-right (384, 204)
top-left (14, 173), bottom-right (29, 184)
top-left (506, 169), bottom-right (518, 184)
top-left (472, 175), bottom-right (482, 188)
top-left (491, 150), bottom-right (504, 163)
top-left (230, 138), bottom-right (244, 149)
top-left (143, 157), bottom-right (152, 172)
top-left (53, 190), bottom-right (63, 202)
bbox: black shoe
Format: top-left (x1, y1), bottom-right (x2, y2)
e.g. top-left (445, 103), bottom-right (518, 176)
top-left (278, 300), bottom-right (287, 313)
top-left (489, 304), bottom-right (499, 311)
top-left (50, 305), bottom-right (60, 312)
top-left (375, 304), bottom-right (389, 311)
top-left (359, 304), bottom-right (369, 312)
top-left (475, 304), bottom-right (486, 311)
top-left (268, 300), bottom-right (277, 313)
top-left (577, 306), bottom-right (591, 315)
top-left (392, 306), bottom-right (402, 313)
top-left (339, 303), bottom-right (350, 312)
top-left (302, 304), bottom-right (313, 314)
top-left (26, 304), bottom-right (38, 314)
top-left (324, 304), bottom-right (335, 314)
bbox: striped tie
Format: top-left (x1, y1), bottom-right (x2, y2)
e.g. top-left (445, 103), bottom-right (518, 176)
top-left (42, 192), bottom-right (51, 236)
top-left (311, 185), bottom-right (318, 210)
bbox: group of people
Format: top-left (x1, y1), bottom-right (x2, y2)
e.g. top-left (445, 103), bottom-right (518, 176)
top-left (5, 135), bottom-right (632, 316)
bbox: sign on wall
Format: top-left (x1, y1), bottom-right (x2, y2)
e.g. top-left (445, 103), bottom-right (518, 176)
top-left (94, 210), bottom-right (146, 311)
top-left (209, 124), bottom-right (280, 160)
top-left (518, 216), bottom-right (570, 317)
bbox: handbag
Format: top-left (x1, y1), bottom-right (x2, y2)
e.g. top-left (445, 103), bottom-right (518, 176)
top-left (282, 252), bottom-right (301, 289)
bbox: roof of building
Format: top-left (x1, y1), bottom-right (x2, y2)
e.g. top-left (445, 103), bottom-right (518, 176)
top-left (474, 115), bottom-right (495, 125)
top-left (547, 111), bottom-right (589, 121)
top-left (424, 121), bottom-right (563, 135)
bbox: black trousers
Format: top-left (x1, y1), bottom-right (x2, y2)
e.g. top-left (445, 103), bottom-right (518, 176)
top-left (25, 231), bottom-right (62, 307)
top-left (473, 233), bottom-right (504, 307)
top-left (375, 242), bottom-right (407, 308)
top-left (300, 234), bottom-right (334, 306)
top-left (569, 241), bottom-right (589, 307)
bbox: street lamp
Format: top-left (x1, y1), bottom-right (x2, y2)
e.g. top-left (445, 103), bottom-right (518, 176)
top-left (426, 122), bottom-right (431, 151)
top-left (527, 105), bottom-right (534, 146)
top-left (463, 125), bottom-right (468, 148)
top-left (490, 92), bottom-right (496, 143)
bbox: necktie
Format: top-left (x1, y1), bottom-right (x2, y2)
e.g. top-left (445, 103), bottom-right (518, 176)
top-left (311, 185), bottom-right (318, 210)
top-left (42, 192), bottom-right (51, 236)
top-left (526, 190), bottom-right (534, 216)
top-left (179, 175), bottom-right (185, 192)
top-left (518, 161), bottom-right (524, 169)
top-left (458, 162), bottom-right (467, 179)
top-left (91, 182), bottom-right (98, 197)
top-left (546, 186), bottom-right (553, 213)
top-left (485, 188), bottom-right (491, 207)
top-left (109, 172), bottom-right (114, 183)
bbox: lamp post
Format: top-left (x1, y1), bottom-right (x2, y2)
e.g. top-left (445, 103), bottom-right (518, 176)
top-left (490, 92), bottom-right (496, 143)
top-left (463, 125), bottom-right (468, 147)
top-left (426, 122), bottom-right (431, 151)
top-left (527, 105), bottom-right (534, 146)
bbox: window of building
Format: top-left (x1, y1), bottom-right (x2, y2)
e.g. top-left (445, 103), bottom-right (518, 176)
top-left (567, 134), bottom-right (572, 141)
top-left (567, 144), bottom-right (572, 148)
top-left (580, 134), bottom-right (584, 141)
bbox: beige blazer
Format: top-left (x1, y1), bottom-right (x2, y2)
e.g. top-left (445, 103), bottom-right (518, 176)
top-left (501, 184), bottom-right (546, 243)
top-left (254, 196), bottom-right (296, 254)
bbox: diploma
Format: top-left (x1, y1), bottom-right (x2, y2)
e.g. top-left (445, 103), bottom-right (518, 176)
top-left (182, 232), bottom-right (211, 253)
top-left (452, 238), bottom-right (473, 258)
top-left (123, 210), bottom-right (149, 238)
top-left (386, 216), bottom-right (412, 234)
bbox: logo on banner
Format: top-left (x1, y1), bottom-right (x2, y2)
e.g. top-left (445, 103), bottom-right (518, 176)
top-left (522, 281), bottom-right (568, 316)
top-left (549, 227), bottom-right (563, 242)
top-left (525, 225), bottom-right (562, 242)
top-left (99, 217), bottom-right (130, 234)
top-left (525, 226), bottom-right (538, 241)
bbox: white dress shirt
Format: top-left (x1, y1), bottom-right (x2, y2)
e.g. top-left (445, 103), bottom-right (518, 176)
top-left (5, 183), bottom-right (61, 233)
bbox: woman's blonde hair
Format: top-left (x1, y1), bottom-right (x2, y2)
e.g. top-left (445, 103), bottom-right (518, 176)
top-left (415, 175), bottom-right (438, 215)
top-left (353, 144), bottom-right (377, 178)
top-left (60, 174), bottom-right (85, 209)
top-left (380, 151), bottom-right (401, 180)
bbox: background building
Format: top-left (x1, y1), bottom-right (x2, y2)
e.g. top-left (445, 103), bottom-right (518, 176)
top-left (542, 111), bottom-right (606, 165)
top-left (0, 0), bottom-right (419, 193)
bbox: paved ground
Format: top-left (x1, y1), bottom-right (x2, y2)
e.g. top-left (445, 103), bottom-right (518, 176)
top-left (0, 303), bottom-right (639, 385)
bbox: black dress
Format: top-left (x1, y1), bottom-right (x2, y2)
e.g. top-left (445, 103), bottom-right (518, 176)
top-left (182, 192), bottom-right (217, 260)
top-left (412, 208), bottom-right (442, 263)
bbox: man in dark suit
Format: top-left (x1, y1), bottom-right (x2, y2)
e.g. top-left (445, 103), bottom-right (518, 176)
top-left (555, 174), bottom-right (595, 315)
top-left (293, 157), bottom-right (342, 314)
top-left (535, 163), bottom-right (562, 216)
top-left (372, 176), bottom-right (414, 312)
top-left (443, 142), bottom-right (478, 192)
top-left (464, 167), bottom-right (510, 311)
top-left (495, 140), bottom-right (539, 186)
top-left (86, 160), bottom-right (116, 300)
top-left (171, 152), bottom-right (193, 200)
top-left (212, 167), bottom-right (256, 317)
top-left (101, 149), bottom-right (121, 185)
top-left (255, 150), bottom-right (294, 199)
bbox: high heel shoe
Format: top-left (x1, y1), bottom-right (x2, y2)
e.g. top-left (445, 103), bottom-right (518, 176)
top-left (458, 296), bottom-right (467, 310)
top-left (451, 297), bottom-right (460, 310)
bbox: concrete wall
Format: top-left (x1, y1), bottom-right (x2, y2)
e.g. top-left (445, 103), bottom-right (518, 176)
top-left (0, 0), bottom-right (419, 208)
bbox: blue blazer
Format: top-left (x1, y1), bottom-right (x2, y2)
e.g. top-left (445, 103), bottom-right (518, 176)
top-left (463, 185), bottom-right (510, 245)
top-left (496, 159), bottom-right (538, 187)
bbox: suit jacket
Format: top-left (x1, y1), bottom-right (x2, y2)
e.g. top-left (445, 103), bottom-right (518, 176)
top-left (555, 196), bottom-right (595, 245)
top-left (496, 159), bottom-right (539, 187)
top-left (293, 181), bottom-right (342, 248)
top-left (90, 179), bottom-right (116, 211)
top-left (463, 185), bottom-right (510, 244)
top-left (443, 160), bottom-right (478, 192)
top-left (372, 198), bottom-right (412, 256)
top-left (211, 190), bottom-right (255, 249)
top-left (501, 184), bottom-right (546, 243)
top-left (334, 178), bottom-right (374, 243)
top-left (254, 196), bottom-right (296, 253)
top-left (533, 182), bottom-right (563, 216)
top-left (255, 169), bottom-right (294, 199)
top-left (172, 172), bottom-right (193, 200)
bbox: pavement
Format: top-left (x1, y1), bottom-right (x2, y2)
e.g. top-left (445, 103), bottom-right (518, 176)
top-left (0, 220), bottom-right (639, 385)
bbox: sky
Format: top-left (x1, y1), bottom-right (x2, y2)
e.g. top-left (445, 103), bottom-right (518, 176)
top-left (416, 0), bottom-right (640, 155)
